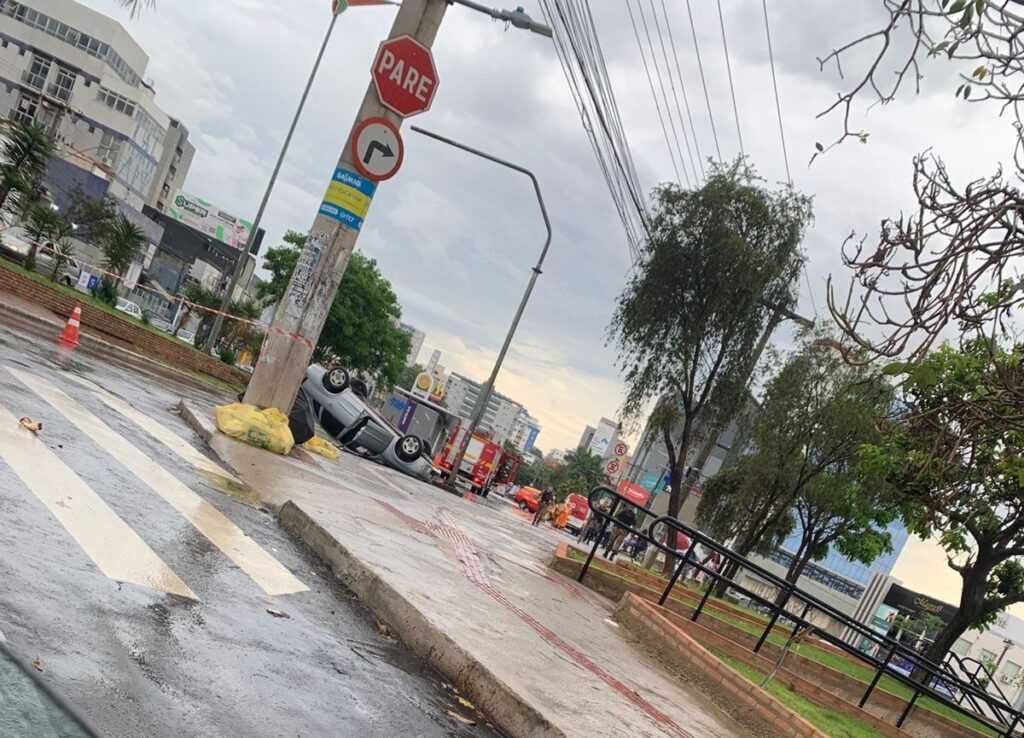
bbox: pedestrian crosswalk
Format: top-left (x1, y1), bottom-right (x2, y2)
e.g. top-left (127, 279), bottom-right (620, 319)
top-left (0, 365), bottom-right (308, 600)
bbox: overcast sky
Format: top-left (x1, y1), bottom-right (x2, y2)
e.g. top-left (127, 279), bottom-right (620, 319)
top-left (79, 0), bottom-right (1022, 612)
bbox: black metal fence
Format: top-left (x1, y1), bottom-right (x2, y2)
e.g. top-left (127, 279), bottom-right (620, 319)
top-left (576, 485), bottom-right (1022, 737)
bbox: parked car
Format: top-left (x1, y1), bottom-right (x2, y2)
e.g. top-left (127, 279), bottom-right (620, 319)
top-left (35, 248), bottom-right (83, 287)
top-left (176, 329), bottom-right (197, 345)
top-left (114, 298), bottom-right (143, 319)
top-left (513, 486), bottom-right (542, 513)
top-left (301, 363), bottom-right (438, 481)
top-left (0, 226), bottom-right (49, 264)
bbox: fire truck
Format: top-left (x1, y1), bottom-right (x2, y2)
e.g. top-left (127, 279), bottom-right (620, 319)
top-left (436, 425), bottom-right (521, 495)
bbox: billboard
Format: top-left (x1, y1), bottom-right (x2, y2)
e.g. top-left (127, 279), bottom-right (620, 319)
top-left (167, 191), bottom-right (253, 250)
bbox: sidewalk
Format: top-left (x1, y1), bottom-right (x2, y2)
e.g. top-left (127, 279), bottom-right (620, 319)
top-left (181, 401), bottom-right (751, 738)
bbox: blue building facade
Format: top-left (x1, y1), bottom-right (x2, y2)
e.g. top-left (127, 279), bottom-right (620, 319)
top-left (767, 519), bottom-right (910, 600)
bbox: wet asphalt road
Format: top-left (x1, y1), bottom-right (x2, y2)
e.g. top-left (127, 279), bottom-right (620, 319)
top-left (0, 323), bottom-right (502, 738)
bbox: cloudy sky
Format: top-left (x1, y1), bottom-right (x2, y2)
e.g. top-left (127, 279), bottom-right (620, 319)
top-left (78, 0), bottom-right (1020, 611)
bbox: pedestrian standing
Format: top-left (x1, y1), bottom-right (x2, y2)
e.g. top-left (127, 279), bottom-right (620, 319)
top-left (578, 498), bottom-right (610, 543)
top-left (603, 506), bottom-right (638, 561)
top-left (532, 487), bottom-right (554, 526)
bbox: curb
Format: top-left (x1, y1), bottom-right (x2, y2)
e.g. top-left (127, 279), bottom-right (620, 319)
top-left (177, 399), bottom-right (217, 443)
top-left (0, 300), bottom-right (233, 395)
top-left (278, 500), bottom-right (563, 738)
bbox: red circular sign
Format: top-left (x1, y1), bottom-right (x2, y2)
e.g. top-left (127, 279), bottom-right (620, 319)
top-left (351, 117), bottom-right (404, 181)
top-left (614, 442), bottom-right (628, 458)
top-left (606, 459), bottom-right (620, 474)
top-left (371, 35), bottom-right (439, 118)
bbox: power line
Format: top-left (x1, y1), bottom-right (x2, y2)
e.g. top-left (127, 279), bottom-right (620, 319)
top-left (684, 0), bottom-right (721, 162)
top-left (658, 0), bottom-right (705, 180)
top-left (762, 0), bottom-right (792, 184)
top-left (635, 0), bottom-right (689, 187)
top-left (716, 0), bottom-right (743, 158)
top-left (648, 0), bottom-right (700, 186)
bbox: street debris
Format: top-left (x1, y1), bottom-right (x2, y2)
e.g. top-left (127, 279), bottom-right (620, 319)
top-left (374, 620), bottom-right (395, 639)
top-left (446, 710), bottom-right (476, 726)
top-left (31, 658), bottom-right (42, 672)
top-left (265, 608), bottom-right (291, 619)
top-left (302, 436), bottom-right (340, 460)
top-left (18, 417), bottom-right (42, 434)
top-left (215, 403), bottom-right (294, 455)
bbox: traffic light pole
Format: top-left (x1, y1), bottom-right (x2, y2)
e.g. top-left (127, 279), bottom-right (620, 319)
top-left (206, 12), bottom-right (342, 353)
top-left (244, 0), bottom-right (449, 409)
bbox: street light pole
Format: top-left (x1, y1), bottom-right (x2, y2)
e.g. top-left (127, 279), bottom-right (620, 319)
top-left (410, 125), bottom-right (552, 491)
top-left (206, 11), bottom-right (342, 352)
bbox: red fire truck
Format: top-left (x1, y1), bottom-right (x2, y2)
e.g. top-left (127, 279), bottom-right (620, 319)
top-left (437, 425), bottom-right (521, 495)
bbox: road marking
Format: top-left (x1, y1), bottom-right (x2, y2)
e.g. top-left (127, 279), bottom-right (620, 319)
top-left (0, 402), bottom-right (196, 599)
top-left (8, 368), bottom-right (308, 597)
top-left (61, 373), bottom-right (241, 484)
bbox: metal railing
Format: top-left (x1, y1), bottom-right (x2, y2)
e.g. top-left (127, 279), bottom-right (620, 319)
top-left (576, 485), bottom-right (1024, 737)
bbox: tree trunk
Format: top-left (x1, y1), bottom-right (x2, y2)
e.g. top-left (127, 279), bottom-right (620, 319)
top-left (913, 565), bottom-right (989, 683)
top-left (775, 545), bottom-right (812, 607)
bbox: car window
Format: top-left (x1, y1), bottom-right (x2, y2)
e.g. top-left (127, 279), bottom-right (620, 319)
top-left (0, 645), bottom-right (99, 737)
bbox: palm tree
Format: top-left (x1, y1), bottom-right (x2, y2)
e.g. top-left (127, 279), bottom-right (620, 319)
top-left (173, 282), bottom-right (219, 338)
top-left (24, 204), bottom-right (65, 269)
top-left (102, 215), bottom-right (146, 275)
top-left (119, 0), bottom-right (155, 17)
top-left (48, 239), bottom-right (75, 282)
top-left (0, 121), bottom-right (54, 213)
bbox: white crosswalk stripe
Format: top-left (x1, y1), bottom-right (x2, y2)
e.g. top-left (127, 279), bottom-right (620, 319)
top-left (62, 373), bottom-right (241, 484)
top-left (0, 401), bottom-right (197, 600)
top-left (7, 367), bottom-right (308, 597)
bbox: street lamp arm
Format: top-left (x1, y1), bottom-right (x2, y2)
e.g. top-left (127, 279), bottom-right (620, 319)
top-left (446, 0), bottom-right (554, 37)
top-left (410, 125), bottom-right (552, 270)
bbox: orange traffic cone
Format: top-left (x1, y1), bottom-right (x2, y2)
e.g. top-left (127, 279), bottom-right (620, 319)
top-left (58, 304), bottom-right (82, 349)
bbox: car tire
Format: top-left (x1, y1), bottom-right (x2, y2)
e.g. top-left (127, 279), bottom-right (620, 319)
top-left (322, 367), bottom-right (350, 394)
top-left (395, 434), bottom-right (423, 462)
top-left (517, 501), bottom-right (528, 510)
top-left (61, 276), bottom-right (72, 287)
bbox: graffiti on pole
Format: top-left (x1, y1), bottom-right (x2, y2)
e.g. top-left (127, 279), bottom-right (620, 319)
top-left (285, 230), bottom-right (327, 319)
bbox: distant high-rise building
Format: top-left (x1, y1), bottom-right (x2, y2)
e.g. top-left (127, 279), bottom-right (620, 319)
top-left (578, 417), bottom-right (619, 458)
top-left (509, 410), bottom-right (541, 454)
top-left (443, 373), bottom-right (523, 445)
top-left (397, 322), bottom-right (425, 365)
top-left (577, 425), bottom-right (595, 451)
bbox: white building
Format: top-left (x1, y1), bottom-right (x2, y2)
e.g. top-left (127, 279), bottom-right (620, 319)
top-left (508, 409), bottom-right (541, 454)
top-left (578, 417), bottom-right (620, 458)
top-left (0, 0), bottom-right (194, 210)
top-left (398, 321), bottom-right (425, 366)
top-left (443, 373), bottom-right (523, 445)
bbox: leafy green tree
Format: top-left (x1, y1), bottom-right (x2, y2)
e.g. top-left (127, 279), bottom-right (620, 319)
top-left (861, 338), bottom-right (1024, 666)
top-left (63, 187), bottom-right (117, 244)
top-left (174, 282), bottom-right (219, 339)
top-left (102, 215), bottom-right (145, 276)
top-left (609, 161), bottom-right (811, 534)
top-left (260, 231), bottom-right (411, 388)
top-left (399, 363), bottom-right (426, 391)
top-left (0, 121), bottom-right (54, 213)
top-left (697, 330), bottom-right (892, 586)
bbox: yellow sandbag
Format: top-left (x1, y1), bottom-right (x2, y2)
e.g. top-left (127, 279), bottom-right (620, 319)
top-left (214, 403), bottom-right (294, 455)
top-left (302, 436), bottom-right (340, 460)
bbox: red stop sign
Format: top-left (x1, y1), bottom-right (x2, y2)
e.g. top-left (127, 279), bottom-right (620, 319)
top-left (371, 35), bottom-right (439, 118)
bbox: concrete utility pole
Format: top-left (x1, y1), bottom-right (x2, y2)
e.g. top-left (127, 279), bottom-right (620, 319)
top-left (245, 0), bottom-right (449, 409)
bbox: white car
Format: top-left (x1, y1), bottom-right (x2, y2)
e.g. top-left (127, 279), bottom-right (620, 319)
top-left (301, 364), bottom-right (438, 482)
top-left (176, 329), bottom-right (196, 346)
top-left (114, 298), bottom-right (143, 320)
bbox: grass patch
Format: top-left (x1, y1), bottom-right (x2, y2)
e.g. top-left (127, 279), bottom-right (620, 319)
top-left (566, 545), bottom-right (999, 736)
top-left (0, 260), bottom-right (244, 396)
top-left (709, 648), bottom-right (889, 738)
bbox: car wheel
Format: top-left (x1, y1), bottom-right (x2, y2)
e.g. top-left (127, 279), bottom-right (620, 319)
top-left (517, 501), bottom-right (528, 510)
top-left (322, 366), bottom-right (350, 394)
top-left (395, 434), bottom-right (423, 462)
top-left (61, 276), bottom-right (72, 287)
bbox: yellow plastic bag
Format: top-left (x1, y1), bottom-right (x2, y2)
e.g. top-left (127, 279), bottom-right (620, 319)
top-left (302, 436), bottom-right (340, 460)
top-left (214, 403), bottom-right (294, 455)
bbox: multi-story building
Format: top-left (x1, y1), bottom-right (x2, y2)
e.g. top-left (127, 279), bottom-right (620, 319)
top-left (0, 0), bottom-right (193, 210)
top-left (577, 417), bottom-right (620, 458)
top-left (443, 373), bottom-right (523, 445)
top-left (508, 410), bottom-right (541, 454)
top-left (398, 321), bottom-right (425, 366)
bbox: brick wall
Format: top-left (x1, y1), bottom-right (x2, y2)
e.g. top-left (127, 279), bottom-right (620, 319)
top-left (615, 592), bottom-right (827, 738)
top-left (0, 264), bottom-right (248, 385)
